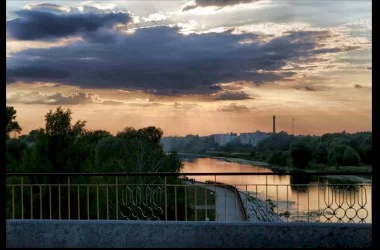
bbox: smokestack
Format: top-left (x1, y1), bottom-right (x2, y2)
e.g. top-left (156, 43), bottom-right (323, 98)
top-left (273, 115), bottom-right (276, 134)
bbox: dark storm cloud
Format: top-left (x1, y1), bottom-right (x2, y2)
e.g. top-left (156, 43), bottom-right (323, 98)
top-left (217, 103), bottom-right (250, 112)
top-left (183, 0), bottom-right (260, 11)
top-left (7, 15), bottom-right (358, 95)
top-left (7, 9), bottom-right (131, 41)
top-left (366, 67), bottom-right (372, 70)
top-left (7, 66), bottom-right (71, 80)
top-left (354, 84), bottom-right (363, 88)
top-left (214, 91), bottom-right (253, 100)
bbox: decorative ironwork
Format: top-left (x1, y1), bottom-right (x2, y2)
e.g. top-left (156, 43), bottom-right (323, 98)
top-left (322, 185), bottom-right (368, 223)
top-left (120, 185), bottom-right (164, 220)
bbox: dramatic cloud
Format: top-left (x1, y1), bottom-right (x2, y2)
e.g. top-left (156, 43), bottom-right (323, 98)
top-left (173, 103), bottom-right (199, 109)
top-left (7, 14), bottom-right (357, 96)
top-left (182, 0), bottom-right (260, 11)
top-left (6, 92), bottom-right (102, 105)
top-left (142, 13), bottom-right (168, 22)
top-left (7, 9), bottom-right (131, 41)
top-left (217, 103), bottom-right (250, 112)
top-left (214, 91), bottom-right (253, 100)
top-left (24, 3), bottom-right (71, 14)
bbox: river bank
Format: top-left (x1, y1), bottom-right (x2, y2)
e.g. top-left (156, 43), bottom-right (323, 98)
top-left (177, 152), bottom-right (372, 183)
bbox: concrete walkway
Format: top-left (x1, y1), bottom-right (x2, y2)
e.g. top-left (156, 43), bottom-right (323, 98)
top-left (183, 181), bottom-right (245, 222)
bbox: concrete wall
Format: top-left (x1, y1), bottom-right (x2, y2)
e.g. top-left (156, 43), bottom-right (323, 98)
top-left (6, 220), bottom-right (371, 248)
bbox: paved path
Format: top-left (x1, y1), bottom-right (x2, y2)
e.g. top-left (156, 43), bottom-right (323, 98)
top-left (183, 181), bottom-right (245, 221)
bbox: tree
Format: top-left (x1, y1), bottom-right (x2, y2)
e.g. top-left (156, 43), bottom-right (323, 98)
top-left (290, 142), bottom-right (313, 169)
top-left (314, 143), bottom-right (328, 164)
top-left (98, 126), bottom-right (182, 174)
top-left (6, 106), bottom-right (22, 139)
top-left (342, 146), bottom-right (361, 166)
top-left (44, 107), bottom-right (87, 173)
top-left (327, 143), bottom-right (347, 166)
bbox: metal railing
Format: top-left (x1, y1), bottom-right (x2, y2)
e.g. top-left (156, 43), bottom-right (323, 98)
top-left (5, 172), bottom-right (372, 223)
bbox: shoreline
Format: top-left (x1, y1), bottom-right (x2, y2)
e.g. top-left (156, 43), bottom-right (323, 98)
top-left (177, 152), bottom-right (372, 183)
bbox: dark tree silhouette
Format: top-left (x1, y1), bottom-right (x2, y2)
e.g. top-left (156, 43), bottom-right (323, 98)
top-left (6, 106), bottom-right (22, 138)
top-left (290, 142), bottom-right (313, 169)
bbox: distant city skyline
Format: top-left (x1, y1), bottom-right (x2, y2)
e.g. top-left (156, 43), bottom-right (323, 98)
top-left (6, 1), bottom-right (372, 136)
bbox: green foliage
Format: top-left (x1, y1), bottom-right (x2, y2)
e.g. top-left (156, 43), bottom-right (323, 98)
top-left (96, 126), bottom-right (182, 174)
top-left (6, 139), bottom-right (27, 172)
top-left (290, 142), bottom-right (313, 169)
top-left (6, 106), bottom-right (22, 138)
top-left (314, 143), bottom-right (328, 164)
top-left (342, 145), bottom-right (361, 166)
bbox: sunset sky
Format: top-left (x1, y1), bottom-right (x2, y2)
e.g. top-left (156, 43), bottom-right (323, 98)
top-left (6, 0), bottom-right (372, 137)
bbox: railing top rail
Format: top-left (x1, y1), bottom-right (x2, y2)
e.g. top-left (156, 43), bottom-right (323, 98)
top-left (5, 172), bottom-right (372, 177)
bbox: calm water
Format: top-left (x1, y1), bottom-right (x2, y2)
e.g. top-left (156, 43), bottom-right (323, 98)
top-left (180, 156), bottom-right (372, 223)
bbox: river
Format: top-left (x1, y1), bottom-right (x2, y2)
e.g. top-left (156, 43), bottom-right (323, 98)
top-left (180, 156), bottom-right (372, 223)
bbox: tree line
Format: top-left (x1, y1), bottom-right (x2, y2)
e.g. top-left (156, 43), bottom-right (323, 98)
top-left (161, 131), bottom-right (372, 169)
top-left (6, 106), bottom-right (183, 174)
top-left (253, 131), bottom-right (372, 169)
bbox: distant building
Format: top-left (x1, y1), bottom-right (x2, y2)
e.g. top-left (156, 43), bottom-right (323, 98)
top-left (214, 133), bottom-right (238, 146)
top-left (239, 131), bottom-right (270, 147)
top-left (253, 131), bottom-right (270, 147)
top-left (240, 133), bottom-right (255, 145)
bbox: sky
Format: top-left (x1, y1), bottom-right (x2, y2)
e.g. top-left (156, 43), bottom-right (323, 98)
top-left (6, 0), bottom-right (372, 136)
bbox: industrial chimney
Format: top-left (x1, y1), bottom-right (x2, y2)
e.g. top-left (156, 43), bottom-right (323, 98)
top-left (273, 115), bottom-right (276, 134)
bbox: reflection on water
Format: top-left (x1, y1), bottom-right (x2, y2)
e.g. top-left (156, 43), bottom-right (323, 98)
top-left (180, 157), bottom-right (372, 223)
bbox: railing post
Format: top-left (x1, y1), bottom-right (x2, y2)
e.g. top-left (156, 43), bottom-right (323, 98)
top-left (97, 185), bottom-right (100, 220)
top-left (30, 186), bottom-right (33, 219)
top-left (266, 175), bottom-right (268, 201)
top-left (116, 176), bottom-right (119, 220)
top-left (77, 185), bottom-right (80, 220)
top-left (185, 185), bottom-right (187, 221)
top-left (39, 185), bottom-right (42, 219)
top-left (58, 185), bottom-right (61, 220)
top-left (87, 185), bottom-right (90, 220)
top-left (68, 176), bottom-right (71, 220)
top-left (21, 177), bottom-right (24, 219)
top-left (245, 185), bottom-right (248, 221)
top-left (174, 186), bottom-right (177, 221)
top-left (214, 175), bottom-right (217, 222)
top-left (49, 185), bottom-right (52, 220)
top-left (205, 187), bottom-right (207, 221)
top-left (286, 185), bottom-right (289, 222)
top-left (164, 176), bottom-right (167, 221)
top-left (106, 186), bottom-right (109, 220)
top-left (224, 186), bottom-right (227, 221)
top-left (12, 186), bottom-right (15, 219)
